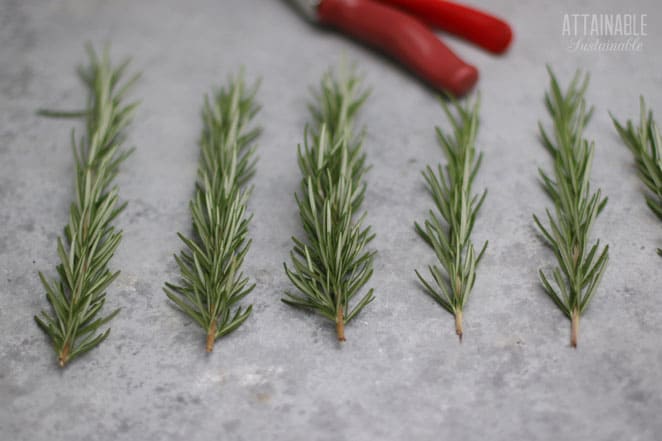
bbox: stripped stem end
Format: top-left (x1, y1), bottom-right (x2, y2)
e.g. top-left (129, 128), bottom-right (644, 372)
top-left (58, 342), bottom-right (70, 368)
top-left (206, 321), bottom-right (217, 353)
top-left (336, 308), bottom-right (346, 342)
top-left (455, 309), bottom-right (463, 342)
top-left (571, 309), bottom-right (579, 348)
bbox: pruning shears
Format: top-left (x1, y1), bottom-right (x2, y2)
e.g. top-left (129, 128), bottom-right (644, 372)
top-left (287, 0), bottom-right (513, 96)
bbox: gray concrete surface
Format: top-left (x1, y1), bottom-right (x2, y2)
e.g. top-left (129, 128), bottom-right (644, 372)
top-left (1, 0), bottom-right (661, 440)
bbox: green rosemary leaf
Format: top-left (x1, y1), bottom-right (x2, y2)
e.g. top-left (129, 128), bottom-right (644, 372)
top-left (217, 305), bottom-right (253, 337)
top-left (34, 45), bottom-right (138, 367)
top-left (164, 72), bottom-right (261, 353)
top-left (534, 67), bottom-right (609, 348)
top-left (282, 63), bottom-right (375, 342)
top-left (611, 97), bottom-right (662, 255)
top-left (36, 109), bottom-right (89, 118)
top-left (414, 95), bottom-right (487, 342)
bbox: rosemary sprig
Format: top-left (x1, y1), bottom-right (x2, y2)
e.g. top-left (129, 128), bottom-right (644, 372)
top-left (414, 96), bottom-right (487, 341)
top-left (282, 65), bottom-right (375, 341)
top-left (611, 97), bottom-right (662, 256)
top-left (34, 45), bottom-right (140, 367)
top-left (164, 73), bottom-right (260, 352)
top-left (533, 67), bottom-right (609, 348)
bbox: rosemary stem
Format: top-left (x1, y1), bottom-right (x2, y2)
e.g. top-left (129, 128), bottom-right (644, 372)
top-left (535, 68), bottom-right (608, 348)
top-left (414, 96), bottom-right (485, 342)
top-left (455, 310), bottom-right (463, 342)
top-left (571, 308), bottom-right (579, 348)
top-left (163, 74), bottom-right (260, 353)
top-left (611, 98), bottom-right (662, 258)
top-left (34, 46), bottom-right (137, 366)
top-left (282, 65), bottom-right (375, 341)
top-left (336, 308), bottom-right (346, 342)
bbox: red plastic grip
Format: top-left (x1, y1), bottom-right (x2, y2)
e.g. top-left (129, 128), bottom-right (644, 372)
top-left (317, 0), bottom-right (478, 97)
top-left (382, 0), bottom-right (513, 54)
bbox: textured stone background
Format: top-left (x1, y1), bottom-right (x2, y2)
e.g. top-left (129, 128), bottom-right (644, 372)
top-left (1, 1), bottom-right (661, 440)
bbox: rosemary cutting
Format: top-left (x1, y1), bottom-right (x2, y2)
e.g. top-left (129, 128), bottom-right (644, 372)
top-left (164, 73), bottom-right (260, 352)
top-left (611, 98), bottom-right (662, 256)
top-left (282, 65), bottom-right (375, 341)
top-left (414, 96), bottom-right (487, 341)
top-left (34, 45), bottom-right (140, 367)
top-left (534, 67), bottom-right (609, 348)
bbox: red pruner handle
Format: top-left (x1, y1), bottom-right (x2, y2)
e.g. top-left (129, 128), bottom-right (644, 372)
top-left (317, 0), bottom-right (478, 97)
top-left (383, 0), bottom-right (513, 54)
